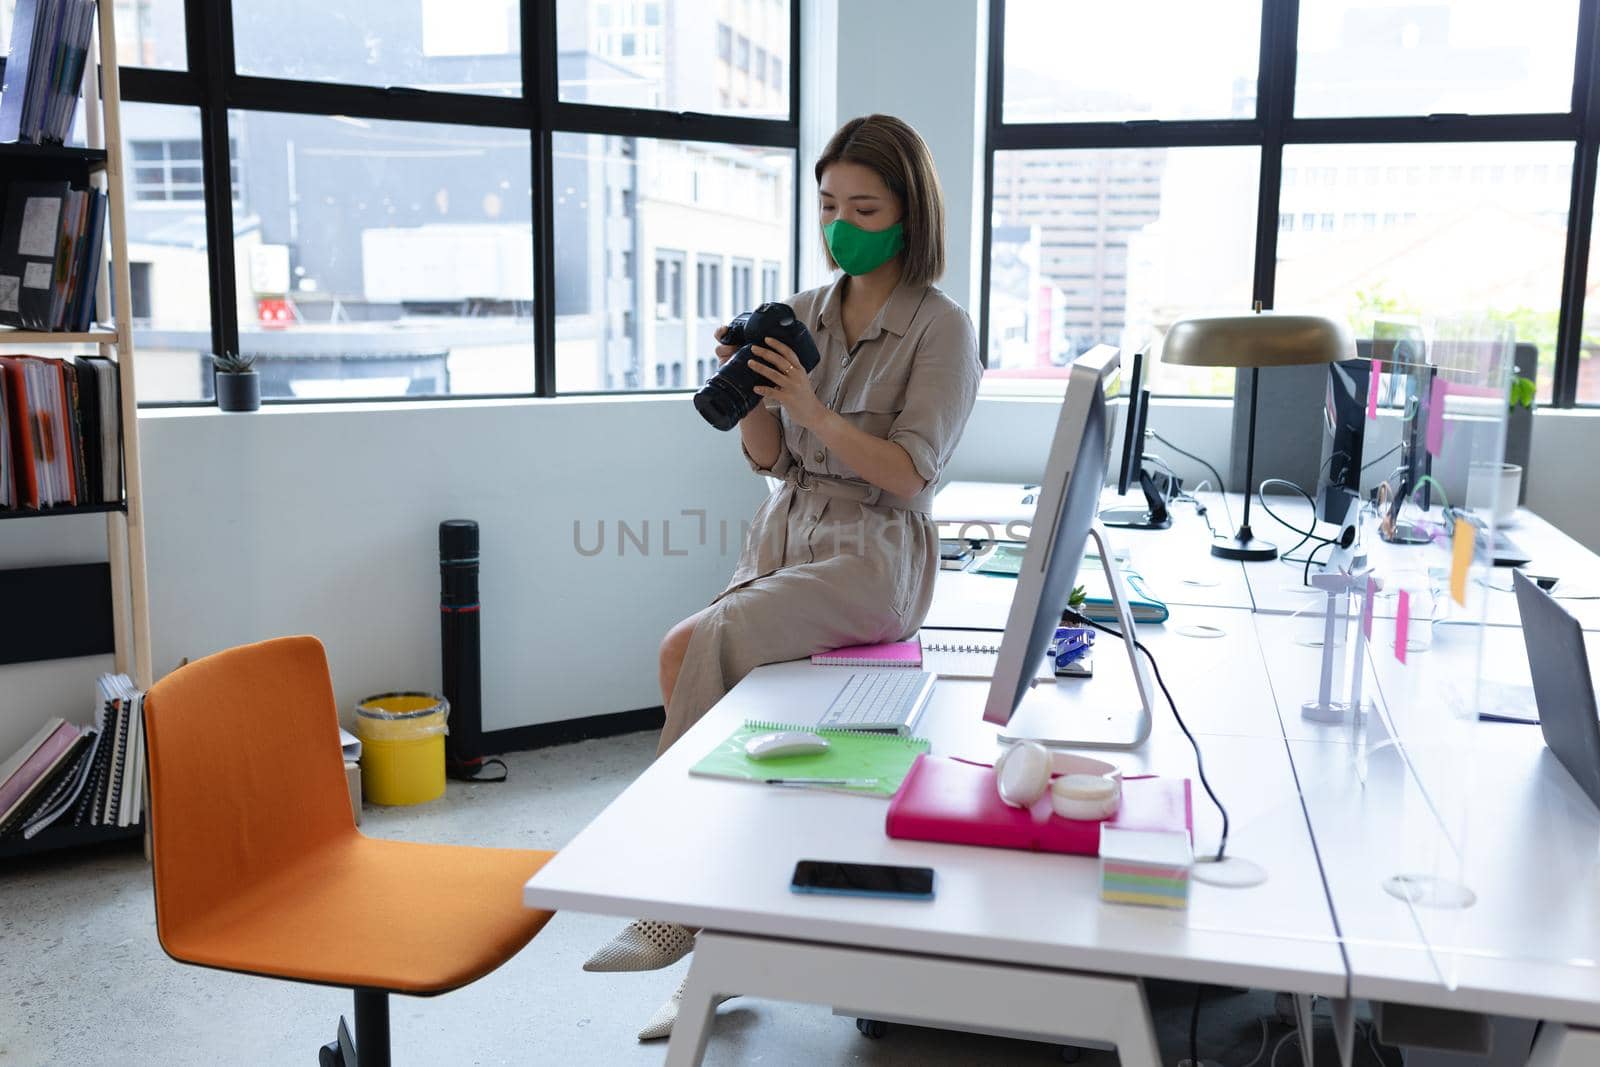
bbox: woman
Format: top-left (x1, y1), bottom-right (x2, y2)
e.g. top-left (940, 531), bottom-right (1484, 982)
top-left (586, 114), bottom-right (982, 1041)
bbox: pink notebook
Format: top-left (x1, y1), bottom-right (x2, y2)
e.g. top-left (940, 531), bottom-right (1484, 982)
top-left (885, 754), bottom-right (1192, 857)
top-left (812, 637), bottom-right (922, 667)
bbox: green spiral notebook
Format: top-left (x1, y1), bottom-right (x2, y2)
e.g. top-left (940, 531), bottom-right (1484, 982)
top-left (690, 720), bottom-right (931, 798)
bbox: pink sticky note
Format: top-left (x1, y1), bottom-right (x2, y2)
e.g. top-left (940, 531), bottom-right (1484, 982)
top-left (1426, 376), bottom-right (1449, 457)
top-left (1395, 589), bottom-right (1411, 664)
top-left (1362, 576), bottom-right (1375, 640)
top-left (1367, 359), bottom-right (1381, 421)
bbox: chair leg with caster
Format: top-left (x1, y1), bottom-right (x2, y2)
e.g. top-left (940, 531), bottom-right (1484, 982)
top-left (856, 1018), bottom-right (889, 1039)
top-left (318, 1016), bottom-right (356, 1066)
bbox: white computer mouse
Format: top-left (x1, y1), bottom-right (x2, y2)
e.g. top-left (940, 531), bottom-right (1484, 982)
top-left (744, 731), bottom-right (831, 760)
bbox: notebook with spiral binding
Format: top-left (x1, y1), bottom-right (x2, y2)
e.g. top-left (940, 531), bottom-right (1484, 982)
top-left (811, 636), bottom-right (922, 667)
top-left (690, 720), bottom-right (931, 797)
top-left (920, 628), bottom-right (1055, 681)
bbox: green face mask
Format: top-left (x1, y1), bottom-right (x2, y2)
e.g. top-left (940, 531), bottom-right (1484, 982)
top-left (824, 218), bottom-right (905, 276)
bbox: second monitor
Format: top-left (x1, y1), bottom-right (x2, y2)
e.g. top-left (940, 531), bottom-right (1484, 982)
top-left (1099, 348), bottom-right (1171, 530)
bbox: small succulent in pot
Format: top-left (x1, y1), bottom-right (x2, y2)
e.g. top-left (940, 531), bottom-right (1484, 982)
top-left (212, 350), bottom-right (261, 412)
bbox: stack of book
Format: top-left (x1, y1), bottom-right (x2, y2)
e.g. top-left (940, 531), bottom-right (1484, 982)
top-left (0, 0), bottom-right (98, 145)
top-left (1, 178), bottom-right (108, 331)
top-left (0, 674), bottom-right (145, 841)
top-left (0, 353), bottom-right (120, 509)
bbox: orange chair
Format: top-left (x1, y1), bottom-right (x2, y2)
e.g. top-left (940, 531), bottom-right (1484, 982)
top-left (143, 636), bottom-right (555, 1066)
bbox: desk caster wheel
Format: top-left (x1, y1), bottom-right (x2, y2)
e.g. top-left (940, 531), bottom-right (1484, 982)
top-left (1059, 1045), bottom-right (1083, 1063)
top-left (856, 1018), bottom-right (889, 1039)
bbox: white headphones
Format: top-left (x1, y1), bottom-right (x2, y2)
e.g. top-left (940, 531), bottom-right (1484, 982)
top-left (994, 741), bottom-right (1122, 820)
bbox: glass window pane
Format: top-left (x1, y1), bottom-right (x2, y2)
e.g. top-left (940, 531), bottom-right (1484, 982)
top-left (1277, 142), bottom-right (1570, 402)
top-left (557, 0), bottom-right (790, 118)
top-left (228, 111), bottom-right (534, 400)
top-left (120, 103), bottom-right (213, 403)
top-left (1003, 0), bottom-right (1260, 123)
top-left (988, 147), bottom-right (1260, 397)
top-left (232, 0), bottom-right (520, 95)
top-left (553, 134), bottom-right (794, 393)
top-left (1296, 1), bottom-right (1580, 118)
top-left (2, 0), bottom-right (186, 69)
top-left (1578, 199), bottom-right (1600, 404)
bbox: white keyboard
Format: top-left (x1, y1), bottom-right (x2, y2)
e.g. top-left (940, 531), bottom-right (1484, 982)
top-left (817, 670), bottom-right (936, 734)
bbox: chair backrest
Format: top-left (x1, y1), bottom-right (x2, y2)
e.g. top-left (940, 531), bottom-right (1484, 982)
top-left (144, 635), bottom-right (353, 933)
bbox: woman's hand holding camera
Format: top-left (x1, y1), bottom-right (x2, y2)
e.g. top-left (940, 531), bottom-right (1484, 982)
top-left (748, 336), bottom-right (827, 431)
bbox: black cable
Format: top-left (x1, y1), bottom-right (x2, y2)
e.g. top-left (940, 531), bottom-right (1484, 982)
top-left (1256, 477), bottom-right (1336, 562)
top-left (1361, 442), bottom-right (1402, 472)
top-left (1070, 612), bottom-right (1230, 862)
top-left (1303, 539), bottom-right (1334, 587)
top-left (1148, 430), bottom-right (1226, 496)
top-left (1189, 985), bottom-right (1203, 1067)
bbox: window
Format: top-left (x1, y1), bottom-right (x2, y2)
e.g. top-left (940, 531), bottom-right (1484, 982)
top-left (233, 0), bottom-right (521, 94)
top-left (761, 260), bottom-right (782, 303)
top-left (985, 0), bottom-right (1596, 405)
top-left (1002, 0), bottom-right (1261, 123)
top-left (655, 251), bottom-right (685, 321)
top-left (229, 113), bottom-right (535, 401)
top-left (731, 258), bottom-right (755, 315)
top-left (989, 147), bottom-right (1258, 396)
top-left (554, 135), bottom-right (793, 391)
top-left (130, 138), bottom-right (242, 203)
top-left (696, 255), bottom-right (723, 321)
top-left (1295, 0), bottom-right (1580, 118)
top-left (13, 1), bottom-right (797, 403)
top-left (560, 1), bottom-right (789, 118)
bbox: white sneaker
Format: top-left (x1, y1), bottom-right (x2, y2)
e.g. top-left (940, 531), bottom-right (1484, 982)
top-left (582, 919), bottom-right (696, 973)
top-left (637, 972), bottom-right (737, 1042)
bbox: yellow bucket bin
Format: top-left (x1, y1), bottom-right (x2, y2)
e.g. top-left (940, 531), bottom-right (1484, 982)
top-left (355, 692), bottom-right (450, 806)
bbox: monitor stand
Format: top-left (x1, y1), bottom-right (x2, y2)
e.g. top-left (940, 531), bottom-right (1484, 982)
top-left (1098, 469), bottom-right (1172, 530)
top-left (998, 522), bottom-right (1155, 750)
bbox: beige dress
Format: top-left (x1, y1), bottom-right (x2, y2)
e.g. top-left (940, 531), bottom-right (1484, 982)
top-left (658, 275), bottom-right (982, 753)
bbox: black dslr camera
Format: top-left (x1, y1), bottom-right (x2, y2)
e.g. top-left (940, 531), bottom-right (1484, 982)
top-left (693, 302), bottom-right (822, 431)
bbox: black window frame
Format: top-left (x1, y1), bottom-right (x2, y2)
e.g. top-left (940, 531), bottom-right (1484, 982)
top-left (981, 0), bottom-right (1600, 408)
top-left (0, 1), bottom-right (802, 406)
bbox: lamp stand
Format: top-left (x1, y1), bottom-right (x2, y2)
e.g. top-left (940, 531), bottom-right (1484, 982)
top-left (1212, 366), bottom-right (1279, 562)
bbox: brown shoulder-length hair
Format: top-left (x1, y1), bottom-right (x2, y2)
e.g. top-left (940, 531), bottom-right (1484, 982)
top-left (814, 114), bottom-right (946, 287)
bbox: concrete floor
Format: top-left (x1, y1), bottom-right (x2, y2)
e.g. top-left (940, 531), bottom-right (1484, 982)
top-left (0, 730), bottom-right (1394, 1066)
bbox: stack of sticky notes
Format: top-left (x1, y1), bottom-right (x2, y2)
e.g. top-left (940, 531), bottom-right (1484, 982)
top-left (1099, 827), bottom-right (1193, 909)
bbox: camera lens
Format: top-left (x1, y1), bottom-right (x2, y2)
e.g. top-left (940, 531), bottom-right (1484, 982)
top-left (693, 379), bottom-right (744, 431)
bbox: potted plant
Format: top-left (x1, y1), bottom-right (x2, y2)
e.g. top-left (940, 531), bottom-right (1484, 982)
top-left (1503, 370), bottom-right (1536, 506)
top-left (212, 351), bottom-right (260, 412)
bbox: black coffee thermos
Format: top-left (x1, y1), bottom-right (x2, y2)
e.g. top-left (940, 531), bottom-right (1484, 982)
top-left (439, 519), bottom-right (484, 778)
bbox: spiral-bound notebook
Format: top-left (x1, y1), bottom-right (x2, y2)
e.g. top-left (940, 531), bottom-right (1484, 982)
top-left (690, 720), bottom-right (931, 797)
top-left (920, 628), bottom-right (1058, 681)
top-left (811, 637), bottom-right (922, 667)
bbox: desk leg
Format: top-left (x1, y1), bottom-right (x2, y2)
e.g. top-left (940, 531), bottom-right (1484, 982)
top-left (1528, 1023), bottom-right (1600, 1067)
top-left (1294, 994), bottom-right (1316, 1067)
top-left (664, 930), bottom-right (1161, 1067)
top-left (1329, 997), bottom-right (1354, 1067)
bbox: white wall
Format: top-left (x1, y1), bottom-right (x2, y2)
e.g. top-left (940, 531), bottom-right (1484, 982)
top-left (0, 399), bottom-right (767, 758)
top-left (829, 0), bottom-right (988, 312)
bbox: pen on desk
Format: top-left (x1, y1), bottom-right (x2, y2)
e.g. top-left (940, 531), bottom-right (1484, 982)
top-left (764, 777), bottom-right (879, 788)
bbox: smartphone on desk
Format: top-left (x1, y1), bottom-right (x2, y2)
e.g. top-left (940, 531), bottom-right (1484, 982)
top-left (790, 860), bottom-right (935, 900)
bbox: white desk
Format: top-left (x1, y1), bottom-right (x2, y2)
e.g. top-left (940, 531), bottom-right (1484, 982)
top-left (525, 479), bottom-right (1600, 1065)
top-left (1276, 623), bottom-right (1600, 1028)
top-left (933, 482), bottom-right (1253, 614)
top-left (1238, 493), bottom-right (1600, 630)
top-left (524, 631), bottom-right (1346, 1064)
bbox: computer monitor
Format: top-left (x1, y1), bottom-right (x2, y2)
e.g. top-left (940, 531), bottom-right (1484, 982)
top-left (1316, 358), bottom-right (1369, 525)
top-left (1099, 348), bottom-right (1171, 530)
top-left (984, 345), bottom-right (1155, 750)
